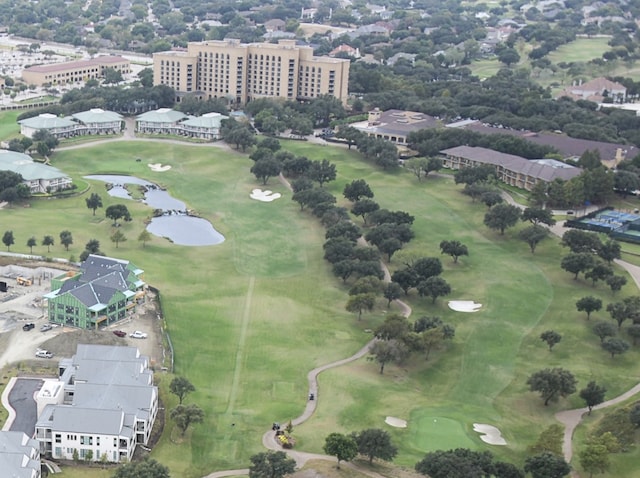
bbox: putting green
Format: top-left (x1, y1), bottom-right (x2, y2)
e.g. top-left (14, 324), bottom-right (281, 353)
top-left (406, 411), bottom-right (478, 452)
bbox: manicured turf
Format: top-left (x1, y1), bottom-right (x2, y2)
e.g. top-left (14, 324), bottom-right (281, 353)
top-left (547, 37), bottom-right (611, 64)
top-left (2, 127), bottom-right (640, 477)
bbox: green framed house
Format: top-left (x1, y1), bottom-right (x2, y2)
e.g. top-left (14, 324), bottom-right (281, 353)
top-left (44, 255), bottom-right (145, 329)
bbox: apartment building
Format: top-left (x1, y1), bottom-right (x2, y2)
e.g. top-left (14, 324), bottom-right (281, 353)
top-left (35, 344), bottom-right (157, 463)
top-left (153, 39), bottom-right (350, 105)
top-left (22, 56), bottom-right (131, 87)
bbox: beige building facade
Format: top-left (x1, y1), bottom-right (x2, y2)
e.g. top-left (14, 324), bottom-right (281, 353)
top-left (22, 56), bottom-right (131, 86)
top-left (153, 39), bottom-right (350, 105)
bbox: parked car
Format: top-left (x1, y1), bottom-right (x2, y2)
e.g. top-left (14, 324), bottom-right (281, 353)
top-left (129, 331), bottom-right (147, 339)
top-left (22, 323), bottom-right (35, 331)
top-left (113, 330), bottom-right (126, 337)
top-left (35, 349), bottom-right (53, 359)
top-left (40, 324), bottom-right (53, 332)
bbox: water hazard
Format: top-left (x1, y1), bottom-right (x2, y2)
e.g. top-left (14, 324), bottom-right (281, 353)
top-left (85, 175), bottom-right (224, 246)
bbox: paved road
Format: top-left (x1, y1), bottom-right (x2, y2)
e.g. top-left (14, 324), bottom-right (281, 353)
top-left (7, 378), bottom-right (43, 436)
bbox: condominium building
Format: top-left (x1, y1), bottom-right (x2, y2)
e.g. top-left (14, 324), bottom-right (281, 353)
top-left (22, 56), bottom-right (131, 87)
top-left (153, 39), bottom-right (350, 105)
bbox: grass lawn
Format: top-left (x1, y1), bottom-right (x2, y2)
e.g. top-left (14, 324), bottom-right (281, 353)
top-left (547, 38), bottom-right (611, 64)
top-left (1, 134), bottom-right (640, 477)
top-left (469, 58), bottom-right (501, 79)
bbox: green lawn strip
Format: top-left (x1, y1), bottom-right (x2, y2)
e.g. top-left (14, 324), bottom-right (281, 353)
top-left (0, 110), bottom-right (20, 140)
top-left (547, 38), bottom-right (611, 65)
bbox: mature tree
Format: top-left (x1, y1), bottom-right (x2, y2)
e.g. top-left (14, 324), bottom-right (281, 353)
top-left (26, 236), bottom-right (37, 253)
top-left (249, 147), bottom-right (275, 163)
top-left (85, 239), bottom-right (101, 254)
top-left (343, 179), bottom-right (374, 202)
top-left (383, 282), bottom-right (403, 307)
top-left (580, 381), bottom-right (606, 415)
top-left (368, 339), bottom-right (409, 374)
top-left (528, 425), bottom-right (564, 456)
top-left (524, 452), bottom-right (571, 478)
top-left (323, 433), bottom-right (358, 468)
top-left (576, 296), bottom-right (602, 320)
top-left (592, 321), bottom-right (617, 343)
top-left (404, 157), bottom-right (430, 182)
top-left (585, 262), bottom-right (613, 287)
top-left (110, 230), bottom-right (127, 248)
top-left (326, 222), bottom-right (361, 243)
top-left (2, 230), bottom-right (14, 251)
top-left (349, 276), bottom-right (382, 296)
top-left (170, 404), bottom-right (204, 436)
top-left (332, 260), bottom-right (356, 283)
top-left (308, 159), bottom-right (337, 187)
top-left (481, 190), bottom-right (504, 208)
top-left (630, 403), bottom-right (640, 428)
top-left (601, 337), bottom-right (630, 358)
top-left (598, 240), bottom-right (621, 264)
top-left (417, 276), bottom-right (451, 304)
top-left (561, 252), bottom-right (595, 280)
top-left (527, 368), bottom-right (577, 406)
top-left (334, 125), bottom-right (363, 149)
top-left (170, 376), bottom-right (195, 404)
top-left (540, 330), bottom-right (562, 351)
top-left (251, 158), bottom-right (282, 185)
top-left (579, 444), bottom-right (610, 478)
top-left (345, 293), bottom-right (376, 320)
top-left (415, 448), bottom-right (499, 478)
top-left (454, 165), bottom-right (495, 185)
top-left (105, 204), bottom-right (131, 225)
top-left (113, 458), bottom-right (170, 478)
top-left (519, 225), bottom-right (549, 253)
top-left (606, 275), bottom-right (627, 294)
top-left (224, 124), bottom-right (257, 151)
top-left (483, 203), bottom-right (521, 235)
top-left (379, 238), bottom-right (403, 262)
top-left (85, 192), bottom-right (103, 216)
top-left (257, 137), bottom-right (281, 152)
top-left (391, 268), bottom-right (419, 295)
top-left (627, 323), bottom-right (640, 346)
top-left (352, 428), bottom-right (398, 464)
top-left (522, 207), bottom-right (556, 226)
top-left (351, 198), bottom-right (380, 224)
top-left (42, 235), bottom-right (54, 252)
top-left (59, 230), bottom-right (73, 251)
top-left (323, 238), bottom-right (355, 264)
top-left (249, 451), bottom-right (296, 478)
top-left (374, 314), bottom-right (411, 341)
top-left (412, 257), bottom-right (443, 281)
top-left (607, 300), bottom-right (633, 329)
top-left (138, 230), bottom-right (152, 248)
top-left (293, 188), bottom-right (336, 212)
top-left (561, 230), bottom-right (601, 254)
top-left (416, 322), bottom-right (456, 360)
top-left (439, 240), bottom-right (468, 263)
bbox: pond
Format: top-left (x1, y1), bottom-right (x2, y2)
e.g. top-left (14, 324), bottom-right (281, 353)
top-left (85, 175), bottom-right (225, 246)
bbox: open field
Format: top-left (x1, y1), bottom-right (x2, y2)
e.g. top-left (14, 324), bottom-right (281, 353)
top-left (1, 122), bottom-right (639, 476)
top-left (547, 37), bottom-right (611, 65)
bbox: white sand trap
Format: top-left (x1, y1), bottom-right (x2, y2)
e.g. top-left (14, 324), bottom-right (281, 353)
top-left (385, 416), bottom-right (407, 428)
top-left (473, 423), bottom-right (507, 445)
top-left (250, 188), bottom-right (282, 202)
top-left (148, 163), bottom-right (172, 172)
top-left (448, 300), bottom-right (482, 312)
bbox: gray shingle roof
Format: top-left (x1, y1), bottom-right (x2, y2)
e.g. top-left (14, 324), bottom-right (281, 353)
top-left (72, 108), bottom-right (123, 124)
top-left (73, 383), bottom-right (156, 421)
top-left (0, 150), bottom-right (70, 181)
top-left (39, 406), bottom-right (127, 436)
top-left (136, 108), bottom-right (190, 124)
top-left (18, 113), bottom-right (76, 129)
top-left (440, 145), bottom-right (581, 182)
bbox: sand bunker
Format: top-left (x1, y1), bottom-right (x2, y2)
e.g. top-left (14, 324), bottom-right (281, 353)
top-left (385, 416), bottom-right (407, 428)
top-left (148, 163), bottom-right (172, 172)
top-left (448, 300), bottom-right (482, 312)
top-left (473, 423), bottom-right (507, 445)
top-left (250, 189), bottom-right (282, 202)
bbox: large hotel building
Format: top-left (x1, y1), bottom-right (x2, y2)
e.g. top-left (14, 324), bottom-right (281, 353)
top-left (153, 39), bottom-right (350, 105)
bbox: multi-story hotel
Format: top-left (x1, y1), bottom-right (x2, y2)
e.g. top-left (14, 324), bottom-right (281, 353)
top-left (153, 39), bottom-right (350, 105)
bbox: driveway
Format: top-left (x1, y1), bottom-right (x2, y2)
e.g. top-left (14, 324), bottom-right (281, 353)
top-left (7, 378), bottom-right (43, 436)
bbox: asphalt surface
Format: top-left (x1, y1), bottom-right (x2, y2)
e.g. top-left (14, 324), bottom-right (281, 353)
top-left (8, 378), bottom-right (43, 436)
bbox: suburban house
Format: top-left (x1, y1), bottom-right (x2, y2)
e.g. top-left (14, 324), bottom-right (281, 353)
top-left (18, 109), bottom-right (124, 139)
top-left (21, 56), bottom-right (131, 87)
top-left (44, 255), bottom-right (145, 329)
top-left (0, 431), bottom-right (41, 478)
top-left (0, 150), bottom-right (71, 193)
top-left (440, 145), bottom-right (581, 191)
top-left (135, 108), bottom-right (229, 139)
top-left (557, 77), bottom-right (627, 103)
top-left (35, 344), bottom-right (158, 463)
top-left (351, 108), bottom-right (440, 145)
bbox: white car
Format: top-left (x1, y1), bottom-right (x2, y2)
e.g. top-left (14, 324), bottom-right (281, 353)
top-left (129, 331), bottom-right (148, 339)
top-left (35, 349), bottom-right (53, 359)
